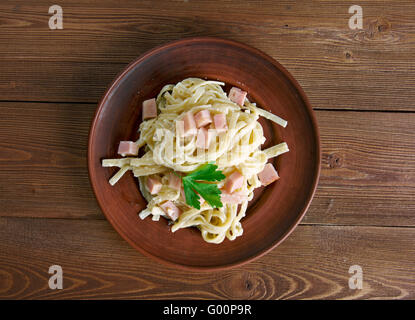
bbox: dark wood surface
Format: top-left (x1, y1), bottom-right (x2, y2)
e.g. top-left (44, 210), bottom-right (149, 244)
top-left (0, 0), bottom-right (414, 299)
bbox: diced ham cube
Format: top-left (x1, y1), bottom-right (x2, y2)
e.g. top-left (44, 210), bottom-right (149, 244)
top-left (181, 112), bottom-right (197, 137)
top-left (117, 141), bottom-right (139, 156)
top-left (229, 87), bottom-right (247, 106)
top-left (220, 190), bottom-right (249, 204)
top-left (224, 171), bottom-right (244, 193)
top-left (194, 110), bottom-right (212, 128)
top-left (168, 172), bottom-right (182, 190)
top-left (142, 98), bottom-right (157, 120)
top-left (196, 127), bottom-right (214, 149)
top-left (146, 176), bottom-right (162, 195)
top-left (160, 200), bottom-right (182, 221)
top-left (213, 113), bottom-right (228, 133)
top-left (258, 163), bottom-right (280, 186)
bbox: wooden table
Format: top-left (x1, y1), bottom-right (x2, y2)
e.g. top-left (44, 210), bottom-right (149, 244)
top-left (1, 0), bottom-right (414, 300)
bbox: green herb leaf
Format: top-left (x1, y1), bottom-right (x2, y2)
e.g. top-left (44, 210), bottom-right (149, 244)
top-left (186, 163), bottom-right (225, 182)
top-left (182, 163), bottom-right (225, 209)
top-left (183, 179), bottom-right (202, 210)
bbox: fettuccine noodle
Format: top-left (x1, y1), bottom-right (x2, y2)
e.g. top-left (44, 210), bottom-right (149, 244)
top-left (102, 78), bottom-right (289, 244)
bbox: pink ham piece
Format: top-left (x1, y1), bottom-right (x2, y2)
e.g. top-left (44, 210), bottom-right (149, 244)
top-left (142, 98), bottom-right (157, 120)
top-left (117, 141), bottom-right (139, 156)
top-left (229, 87), bottom-right (247, 106)
top-left (181, 112), bottom-right (197, 137)
top-left (168, 173), bottom-right (182, 190)
top-left (194, 110), bottom-right (212, 128)
top-left (196, 127), bottom-right (214, 149)
top-left (160, 201), bottom-right (182, 221)
top-left (258, 163), bottom-right (280, 186)
top-left (220, 191), bottom-right (248, 204)
top-left (146, 176), bottom-right (162, 195)
top-left (224, 171), bottom-right (244, 193)
top-left (213, 113), bottom-right (228, 133)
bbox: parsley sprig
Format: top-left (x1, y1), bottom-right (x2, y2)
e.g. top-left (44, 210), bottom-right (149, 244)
top-left (182, 163), bottom-right (225, 210)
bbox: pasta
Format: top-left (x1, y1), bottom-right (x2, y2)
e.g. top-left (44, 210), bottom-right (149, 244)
top-left (102, 78), bottom-right (289, 244)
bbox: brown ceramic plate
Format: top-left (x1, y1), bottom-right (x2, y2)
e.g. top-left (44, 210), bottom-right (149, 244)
top-left (88, 37), bottom-right (320, 271)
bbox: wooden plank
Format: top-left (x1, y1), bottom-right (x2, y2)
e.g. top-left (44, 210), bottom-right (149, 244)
top-left (0, 217), bottom-right (413, 299)
top-left (1, 102), bottom-right (414, 226)
top-left (0, 60), bottom-right (123, 103)
top-left (0, 102), bottom-right (102, 219)
top-left (0, 1), bottom-right (414, 109)
top-left (304, 110), bottom-right (415, 226)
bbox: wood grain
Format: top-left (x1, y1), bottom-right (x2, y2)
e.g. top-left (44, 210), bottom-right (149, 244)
top-left (0, 60), bottom-right (123, 104)
top-left (0, 1), bottom-right (414, 109)
top-left (1, 0), bottom-right (415, 299)
top-left (0, 217), bottom-right (413, 299)
top-left (0, 102), bottom-right (102, 219)
top-left (304, 110), bottom-right (415, 226)
top-left (1, 102), bottom-right (413, 226)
